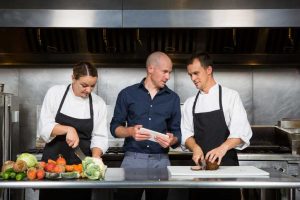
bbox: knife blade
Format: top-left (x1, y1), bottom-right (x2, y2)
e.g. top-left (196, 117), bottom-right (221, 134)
top-left (200, 159), bottom-right (206, 170)
top-left (74, 146), bottom-right (86, 161)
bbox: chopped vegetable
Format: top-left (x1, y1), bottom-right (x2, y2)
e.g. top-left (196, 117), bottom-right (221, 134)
top-left (17, 153), bottom-right (38, 168)
top-left (82, 157), bottom-right (107, 180)
top-left (61, 172), bottom-right (80, 179)
top-left (45, 172), bottom-right (61, 179)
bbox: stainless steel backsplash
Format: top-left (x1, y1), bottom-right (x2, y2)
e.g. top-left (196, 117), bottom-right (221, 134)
top-left (0, 66), bottom-right (300, 152)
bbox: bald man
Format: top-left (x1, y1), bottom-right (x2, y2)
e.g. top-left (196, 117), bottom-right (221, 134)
top-left (110, 51), bottom-right (181, 200)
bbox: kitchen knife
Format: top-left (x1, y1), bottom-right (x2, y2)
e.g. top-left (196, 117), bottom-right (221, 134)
top-left (200, 159), bottom-right (206, 170)
top-left (74, 146), bottom-right (86, 161)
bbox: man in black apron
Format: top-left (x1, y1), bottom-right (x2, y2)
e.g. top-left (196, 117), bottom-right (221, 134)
top-left (181, 53), bottom-right (252, 200)
top-left (39, 62), bottom-right (106, 200)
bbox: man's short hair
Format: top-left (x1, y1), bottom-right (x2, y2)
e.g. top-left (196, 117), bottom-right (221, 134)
top-left (187, 52), bottom-right (213, 69)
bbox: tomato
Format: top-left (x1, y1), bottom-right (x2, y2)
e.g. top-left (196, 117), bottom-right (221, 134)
top-left (53, 165), bottom-right (65, 173)
top-left (65, 165), bottom-right (74, 172)
top-left (27, 167), bottom-right (37, 180)
top-left (36, 169), bottom-right (45, 180)
top-left (73, 164), bottom-right (82, 173)
top-left (45, 163), bottom-right (56, 173)
top-left (38, 161), bottom-right (46, 169)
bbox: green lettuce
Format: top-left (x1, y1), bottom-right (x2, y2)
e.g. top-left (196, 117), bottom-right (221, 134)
top-left (16, 153), bottom-right (38, 168)
top-left (82, 157), bottom-right (107, 180)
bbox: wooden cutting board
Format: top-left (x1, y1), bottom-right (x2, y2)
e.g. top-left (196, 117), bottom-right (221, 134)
top-left (168, 166), bottom-right (269, 178)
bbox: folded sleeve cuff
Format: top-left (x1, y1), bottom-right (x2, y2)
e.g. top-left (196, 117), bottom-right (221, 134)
top-left (90, 137), bottom-right (108, 154)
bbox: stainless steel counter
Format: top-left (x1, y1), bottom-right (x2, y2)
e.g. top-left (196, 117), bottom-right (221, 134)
top-left (32, 152), bottom-right (300, 161)
top-left (0, 168), bottom-right (300, 189)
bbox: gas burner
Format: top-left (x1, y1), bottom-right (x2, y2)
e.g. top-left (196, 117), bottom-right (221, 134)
top-left (106, 147), bottom-right (124, 154)
top-left (239, 145), bottom-right (291, 154)
top-left (25, 148), bottom-right (44, 154)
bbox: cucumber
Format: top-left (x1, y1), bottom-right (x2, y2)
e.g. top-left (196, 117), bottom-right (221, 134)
top-left (2, 172), bottom-right (10, 180)
top-left (16, 172), bottom-right (26, 181)
top-left (10, 172), bottom-right (16, 179)
top-left (45, 172), bottom-right (61, 179)
top-left (61, 172), bottom-right (80, 179)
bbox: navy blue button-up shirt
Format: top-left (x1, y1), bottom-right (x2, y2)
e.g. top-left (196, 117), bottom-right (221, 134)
top-left (110, 79), bottom-right (181, 154)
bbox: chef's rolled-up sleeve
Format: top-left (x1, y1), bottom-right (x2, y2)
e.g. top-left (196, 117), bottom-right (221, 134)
top-left (181, 97), bottom-right (195, 146)
top-left (228, 92), bottom-right (252, 150)
top-left (91, 99), bottom-right (109, 153)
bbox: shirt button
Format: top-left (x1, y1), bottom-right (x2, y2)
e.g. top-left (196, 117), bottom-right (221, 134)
top-left (147, 145), bottom-right (149, 148)
top-left (150, 105), bottom-right (153, 107)
top-left (149, 118), bottom-right (151, 120)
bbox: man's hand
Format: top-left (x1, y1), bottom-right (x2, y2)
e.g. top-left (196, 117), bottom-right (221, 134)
top-left (66, 127), bottom-right (79, 148)
top-left (155, 133), bottom-right (177, 148)
top-left (185, 137), bottom-right (204, 165)
top-left (205, 144), bottom-right (229, 165)
top-left (192, 145), bottom-right (205, 165)
top-left (129, 125), bottom-right (151, 141)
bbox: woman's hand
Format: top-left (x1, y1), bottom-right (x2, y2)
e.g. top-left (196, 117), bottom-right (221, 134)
top-left (66, 127), bottom-right (79, 148)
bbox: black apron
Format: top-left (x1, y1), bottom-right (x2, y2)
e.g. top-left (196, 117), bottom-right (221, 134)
top-left (40, 84), bottom-right (93, 200)
top-left (189, 85), bottom-right (240, 200)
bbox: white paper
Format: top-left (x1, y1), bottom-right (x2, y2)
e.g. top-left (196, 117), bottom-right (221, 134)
top-left (140, 128), bottom-right (169, 143)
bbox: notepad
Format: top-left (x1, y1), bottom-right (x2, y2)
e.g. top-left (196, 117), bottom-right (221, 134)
top-left (140, 128), bottom-right (169, 142)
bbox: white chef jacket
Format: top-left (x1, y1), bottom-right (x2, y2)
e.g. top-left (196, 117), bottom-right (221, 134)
top-left (181, 83), bottom-right (252, 150)
top-left (38, 85), bottom-right (108, 153)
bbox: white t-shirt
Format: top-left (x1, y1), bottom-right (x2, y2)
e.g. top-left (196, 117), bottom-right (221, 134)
top-left (38, 85), bottom-right (108, 153)
top-left (181, 83), bottom-right (252, 150)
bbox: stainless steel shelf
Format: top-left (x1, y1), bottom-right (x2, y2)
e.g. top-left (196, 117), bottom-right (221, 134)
top-left (0, 168), bottom-right (300, 189)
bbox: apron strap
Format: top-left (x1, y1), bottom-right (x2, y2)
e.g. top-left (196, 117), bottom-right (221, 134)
top-left (57, 84), bottom-right (94, 120)
top-left (57, 84), bottom-right (71, 115)
top-left (218, 85), bottom-right (223, 111)
top-left (193, 85), bottom-right (222, 114)
top-left (88, 93), bottom-right (94, 120)
top-left (192, 91), bottom-right (201, 115)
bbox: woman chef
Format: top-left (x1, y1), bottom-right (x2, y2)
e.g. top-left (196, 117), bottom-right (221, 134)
top-left (181, 53), bottom-right (252, 200)
top-left (38, 62), bottom-right (108, 200)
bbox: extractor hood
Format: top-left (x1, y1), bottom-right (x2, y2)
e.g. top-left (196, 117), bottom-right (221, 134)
top-left (1, 0), bottom-right (300, 28)
top-left (1, 0), bottom-right (300, 67)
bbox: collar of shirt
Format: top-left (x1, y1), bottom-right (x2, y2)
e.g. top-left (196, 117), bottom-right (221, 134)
top-left (138, 78), bottom-right (171, 95)
top-left (199, 83), bottom-right (219, 95)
